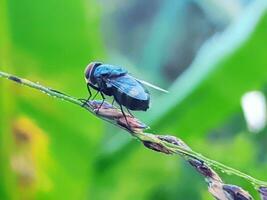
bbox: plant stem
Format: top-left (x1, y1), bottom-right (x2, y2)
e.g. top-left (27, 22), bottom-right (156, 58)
top-left (1, 70), bottom-right (267, 189)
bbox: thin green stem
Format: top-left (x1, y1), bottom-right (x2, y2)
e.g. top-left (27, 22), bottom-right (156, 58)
top-left (0, 71), bottom-right (82, 106)
top-left (136, 132), bottom-right (267, 187)
top-left (1, 70), bottom-right (267, 189)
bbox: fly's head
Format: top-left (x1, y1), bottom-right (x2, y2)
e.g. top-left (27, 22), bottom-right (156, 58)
top-left (84, 62), bottom-right (102, 85)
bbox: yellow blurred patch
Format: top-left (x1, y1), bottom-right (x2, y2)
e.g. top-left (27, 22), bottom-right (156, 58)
top-left (11, 116), bottom-right (53, 197)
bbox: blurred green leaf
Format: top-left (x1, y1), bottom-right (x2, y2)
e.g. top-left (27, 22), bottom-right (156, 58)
top-left (1, 0), bottom-right (106, 199)
top-left (96, 2), bottom-right (267, 199)
top-left (1, 0), bottom-right (267, 200)
top-left (148, 1), bottom-right (267, 140)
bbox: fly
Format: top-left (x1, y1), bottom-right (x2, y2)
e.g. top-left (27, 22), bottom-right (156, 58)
top-left (83, 62), bottom-right (168, 125)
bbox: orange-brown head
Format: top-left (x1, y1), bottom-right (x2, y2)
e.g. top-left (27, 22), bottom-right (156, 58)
top-left (84, 62), bottom-right (102, 84)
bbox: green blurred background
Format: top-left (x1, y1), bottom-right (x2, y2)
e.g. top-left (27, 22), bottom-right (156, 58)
top-left (1, 0), bottom-right (267, 199)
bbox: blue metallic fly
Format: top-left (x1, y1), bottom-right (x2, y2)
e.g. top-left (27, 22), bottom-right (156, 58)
top-left (84, 62), bottom-right (168, 124)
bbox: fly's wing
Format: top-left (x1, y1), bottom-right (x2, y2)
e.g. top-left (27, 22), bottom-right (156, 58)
top-left (135, 78), bottom-right (169, 93)
top-left (107, 75), bottom-right (149, 100)
top-left (129, 75), bottom-right (168, 93)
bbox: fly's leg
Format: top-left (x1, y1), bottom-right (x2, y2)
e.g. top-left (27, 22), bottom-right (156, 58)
top-left (119, 104), bottom-right (130, 128)
top-left (111, 98), bottom-right (115, 106)
top-left (92, 90), bottom-right (99, 100)
top-left (96, 92), bottom-right (105, 113)
top-left (86, 83), bottom-right (92, 100)
top-left (86, 82), bottom-right (102, 101)
top-left (126, 108), bottom-right (134, 118)
top-left (95, 80), bottom-right (107, 112)
top-left (93, 79), bottom-right (105, 101)
top-left (80, 84), bottom-right (93, 107)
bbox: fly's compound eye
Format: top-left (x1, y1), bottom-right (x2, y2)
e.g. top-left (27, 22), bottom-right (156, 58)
top-left (84, 62), bottom-right (102, 81)
top-left (94, 62), bottom-right (102, 68)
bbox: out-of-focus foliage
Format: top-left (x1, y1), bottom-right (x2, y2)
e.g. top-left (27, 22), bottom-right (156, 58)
top-left (0, 0), bottom-right (267, 200)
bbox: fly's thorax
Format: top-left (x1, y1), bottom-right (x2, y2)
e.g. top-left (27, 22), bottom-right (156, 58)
top-left (94, 64), bottom-right (128, 78)
top-left (84, 62), bottom-right (102, 84)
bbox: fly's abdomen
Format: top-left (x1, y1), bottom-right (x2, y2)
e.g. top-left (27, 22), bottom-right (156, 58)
top-left (114, 89), bottom-right (149, 111)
